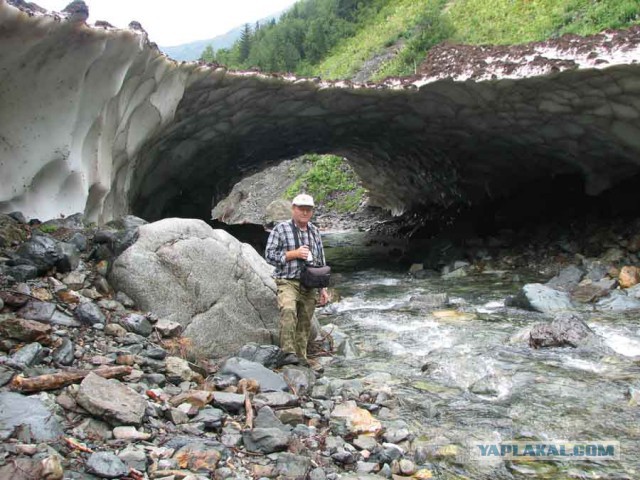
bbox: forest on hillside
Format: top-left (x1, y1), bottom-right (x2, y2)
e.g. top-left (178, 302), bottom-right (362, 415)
top-left (200, 0), bottom-right (639, 80)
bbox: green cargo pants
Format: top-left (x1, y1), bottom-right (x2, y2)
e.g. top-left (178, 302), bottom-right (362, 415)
top-left (275, 279), bottom-right (317, 361)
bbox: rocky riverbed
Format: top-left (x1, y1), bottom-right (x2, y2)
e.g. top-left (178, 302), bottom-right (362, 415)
top-left (1, 211), bottom-right (640, 479)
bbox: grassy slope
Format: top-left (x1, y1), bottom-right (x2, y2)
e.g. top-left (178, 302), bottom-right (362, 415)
top-left (305, 0), bottom-right (639, 80)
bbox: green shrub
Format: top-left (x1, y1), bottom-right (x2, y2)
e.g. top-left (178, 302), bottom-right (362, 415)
top-left (38, 224), bottom-right (59, 234)
top-left (285, 154), bottom-right (366, 213)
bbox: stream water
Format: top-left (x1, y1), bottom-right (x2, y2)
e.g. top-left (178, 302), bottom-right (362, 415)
top-left (320, 231), bottom-right (640, 479)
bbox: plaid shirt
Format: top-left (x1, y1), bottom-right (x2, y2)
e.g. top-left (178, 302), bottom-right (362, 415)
top-left (265, 220), bottom-right (326, 279)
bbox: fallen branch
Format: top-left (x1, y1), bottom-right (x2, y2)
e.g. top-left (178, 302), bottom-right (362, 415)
top-left (64, 437), bottom-right (93, 453)
top-left (243, 391), bottom-right (254, 430)
top-left (10, 366), bottom-right (133, 392)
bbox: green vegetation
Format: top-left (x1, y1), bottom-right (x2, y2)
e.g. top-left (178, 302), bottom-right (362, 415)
top-left (447, 0), bottom-right (640, 45)
top-left (203, 0), bottom-right (638, 79)
top-left (38, 224), bottom-right (59, 234)
top-left (285, 154), bottom-right (366, 213)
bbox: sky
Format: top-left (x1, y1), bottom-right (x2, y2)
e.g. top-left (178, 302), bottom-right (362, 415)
top-left (33, 0), bottom-right (299, 46)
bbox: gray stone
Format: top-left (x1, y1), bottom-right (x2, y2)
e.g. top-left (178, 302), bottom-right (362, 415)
top-left (5, 265), bottom-right (39, 282)
top-left (509, 283), bottom-right (574, 313)
top-left (119, 313), bottom-right (153, 337)
top-left (15, 234), bottom-right (59, 274)
top-left (353, 434), bottom-right (378, 451)
top-left (55, 242), bottom-right (80, 273)
top-left (597, 290), bottom-right (640, 311)
top-left (172, 441), bottom-right (224, 472)
top-left (52, 337), bottom-right (75, 366)
top-left (165, 356), bottom-right (194, 383)
top-left (118, 445), bottom-right (147, 472)
top-left (0, 392), bottom-right (64, 442)
top-left (0, 365), bottom-right (14, 386)
top-left (253, 391), bottom-right (300, 409)
top-left (76, 373), bottom-right (147, 426)
top-left (69, 232), bottom-right (88, 252)
top-left (75, 301), bottom-right (106, 326)
top-left (546, 265), bottom-right (584, 291)
top-left (72, 418), bottom-right (113, 441)
top-left (529, 314), bottom-right (595, 348)
top-left (409, 293), bottom-right (449, 308)
top-left (243, 427), bottom-right (292, 453)
top-left (86, 452), bottom-right (129, 479)
top-left (115, 291), bottom-right (135, 308)
top-left (9, 342), bottom-right (44, 368)
top-left (237, 343), bottom-right (284, 368)
top-left (109, 219), bottom-right (278, 357)
top-left (220, 357), bottom-right (288, 392)
top-left (281, 366), bottom-right (315, 396)
top-left (154, 318), bottom-right (183, 338)
top-left (276, 452), bottom-right (311, 479)
top-left (255, 406), bottom-right (290, 431)
top-left (211, 392), bottom-right (245, 413)
top-left (192, 407), bottom-right (225, 431)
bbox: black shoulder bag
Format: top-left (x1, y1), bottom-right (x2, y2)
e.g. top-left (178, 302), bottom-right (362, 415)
top-left (291, 221), bottom-right (331, 288)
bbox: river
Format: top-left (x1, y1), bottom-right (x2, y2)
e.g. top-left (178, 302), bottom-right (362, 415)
top-left (320, 231), bottom-right (640, 479)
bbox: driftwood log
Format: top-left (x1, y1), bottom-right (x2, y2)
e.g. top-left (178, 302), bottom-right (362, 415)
top-left (10, 366), bottom-right (133, 392)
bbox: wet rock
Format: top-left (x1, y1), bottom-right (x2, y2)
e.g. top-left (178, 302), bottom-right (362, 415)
top-left (10, 342), bottom-right (45, 368)
top-left (0, 316), bottom-right (51, 342)
top-left (76, 373), bottom-right (147, 426)
top-left (596, 290), bottom-right (640, 311)
top-left (322, 324), bottom-right (359, 359)
top-left (243, 427), bottom-right (292, 453)
top-left (529, 314), bottom-right (594, 348)
top-left (52, 337), bottom-right (75, 366)
top-left (0, 392), bottom-right (64, 441)
top-left (507, 283), bottom-right (574, 313)
top-left (220, 357), bottom-right (288, 392)
top-left (86, 451), bottom-right (129, 479)
top-left (330, 401), bottom-right (382, 436)
top-left (627, 284), bottom-right (640, 299)
top-left (119, 313), bottom-right (152, 337)
top-left (54, 242), bottom-right (80, 273)
top-left (4, 265), bottom-right (39, 282)
top-left (546, 265), bottom-right (584, 291)
top-left (276, 452), bottom-right (311, 478)
top-left (409, 293), bottom-right (449, 308)
top-left (571, 278), bottom-right (617, 303)
top-left (74, 301), bottom-right (106, 326)
top-left (237, 343), bottom-right (284, 368)
top-left (619, 266), bottom-right (640, 288)
top-left (15, 234), bottom-right (59, 274)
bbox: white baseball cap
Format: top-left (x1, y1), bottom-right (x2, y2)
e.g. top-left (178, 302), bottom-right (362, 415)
top-left (292, 194), bottom-right (315, 207)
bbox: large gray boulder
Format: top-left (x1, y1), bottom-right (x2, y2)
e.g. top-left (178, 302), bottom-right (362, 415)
top-left (109, 218), bottom-right (278, 356)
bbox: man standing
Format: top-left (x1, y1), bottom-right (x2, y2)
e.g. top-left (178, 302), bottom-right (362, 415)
top-left (265, 194), bottom-right (329, 366)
